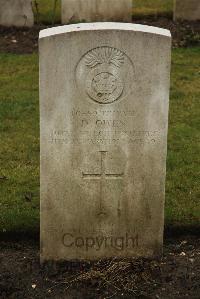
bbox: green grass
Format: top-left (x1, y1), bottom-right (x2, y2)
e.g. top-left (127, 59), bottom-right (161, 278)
top-left (0, 47), bottom-right (199, 234)
top-left (0, 54), bottom-right (39, 234)
top-left (166, 47), bottom-right (200, 227)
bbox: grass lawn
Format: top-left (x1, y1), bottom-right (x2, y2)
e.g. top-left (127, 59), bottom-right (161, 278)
top-left (32, 0), bottom-right (174, 25)
top-left (0, 47), bottom-right (199, 234)
top-left (166, 47), bottom-right (200, 227)
top-left (0, 54), bottom-right (39, 234)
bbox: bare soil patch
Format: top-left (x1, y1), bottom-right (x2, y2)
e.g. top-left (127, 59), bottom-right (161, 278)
top-left (0, 236), bottom-right (199, 298)
top-left (0, 18), bottom-right (199, 54)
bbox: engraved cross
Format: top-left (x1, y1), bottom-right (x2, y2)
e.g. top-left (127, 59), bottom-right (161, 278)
top-left (82, 151), bottom-right (124, 215)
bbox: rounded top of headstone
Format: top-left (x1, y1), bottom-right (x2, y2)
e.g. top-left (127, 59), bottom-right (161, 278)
top-left (39, 22), bottom-right (171, 39)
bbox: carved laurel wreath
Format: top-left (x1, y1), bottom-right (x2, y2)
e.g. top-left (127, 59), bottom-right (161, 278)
top-left (85, 47), bottom-right (124, 68)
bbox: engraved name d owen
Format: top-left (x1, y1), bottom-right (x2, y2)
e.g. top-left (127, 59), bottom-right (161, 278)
top-left (76, 47), bottom-right (135, 104)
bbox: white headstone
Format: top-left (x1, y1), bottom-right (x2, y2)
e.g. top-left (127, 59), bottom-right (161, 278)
top-left (40, 23), bottom-right (171, 261)
top-left (174, 0), bottom-right (200, 21)
top-left (0, 0), bottom-right (34, 27)
top-left (61, 0), bottom-right (132, 24)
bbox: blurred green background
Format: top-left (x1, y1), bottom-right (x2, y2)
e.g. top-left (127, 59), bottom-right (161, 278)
top-left (32, 0), bottom-right (174, 25)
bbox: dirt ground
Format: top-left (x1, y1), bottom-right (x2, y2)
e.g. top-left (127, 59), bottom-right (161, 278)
top-left (0, 235), bottom-right (199, 299)
top-left (0, 18), bottom-right (199, 54)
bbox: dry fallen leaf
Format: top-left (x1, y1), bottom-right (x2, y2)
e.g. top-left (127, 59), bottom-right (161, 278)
top-left (31, 284), bottom-right (37, 289)
top-left (180, 252), bottom-right (186, 256)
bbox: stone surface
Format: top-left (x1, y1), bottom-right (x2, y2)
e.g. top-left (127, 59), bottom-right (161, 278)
top-left (0, 0), bottom-right (34, 27)
top-left (174, 0), bottom-right (200, 21)
top-left (61, 0), bottom-right (132, 23)
top-left (40, 23), bottom-right (171, 261)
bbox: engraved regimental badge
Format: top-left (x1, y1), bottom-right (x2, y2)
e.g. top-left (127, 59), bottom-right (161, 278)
top-left (76, 46), bottom-right (135, 104)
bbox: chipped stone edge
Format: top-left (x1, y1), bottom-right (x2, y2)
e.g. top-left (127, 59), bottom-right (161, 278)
top-left (39, 22), bottom-right (171, 40)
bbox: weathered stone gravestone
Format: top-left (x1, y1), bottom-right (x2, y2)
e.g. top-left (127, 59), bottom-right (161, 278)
top-left (61, 0), bottom-right (132, 23)
top-left (40, 23), bottom-right (171, 261)
top-left (0, 0), bottom-right (34, 27)
top-left (174, 0), bottom-right (200, 21)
